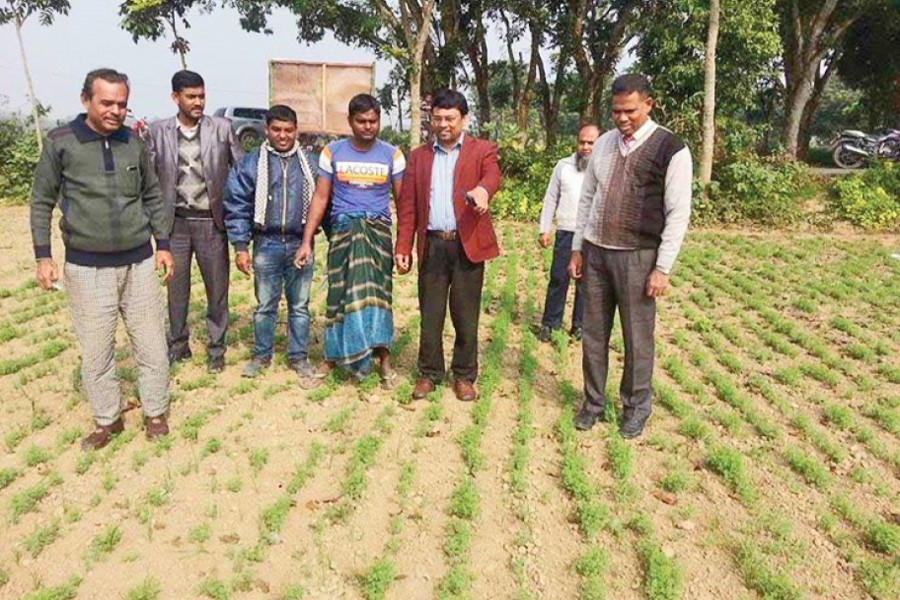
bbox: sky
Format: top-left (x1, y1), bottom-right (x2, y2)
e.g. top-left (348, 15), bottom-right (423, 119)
top-left (0, 0), bottom-right (395, 123)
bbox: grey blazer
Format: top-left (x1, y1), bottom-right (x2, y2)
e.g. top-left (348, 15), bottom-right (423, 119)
top-left (147, 114), bottom-right (243, 231)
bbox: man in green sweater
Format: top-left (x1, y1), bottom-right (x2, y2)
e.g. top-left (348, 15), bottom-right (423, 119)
top-left (30, 68), bottom-right (175, 451)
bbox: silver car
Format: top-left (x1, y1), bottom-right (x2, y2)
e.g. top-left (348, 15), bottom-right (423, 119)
top-left (213, 107), bottom-right (267, 149)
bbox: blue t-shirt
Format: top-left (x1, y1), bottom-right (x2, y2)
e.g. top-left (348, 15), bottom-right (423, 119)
top-left (318, 139), bottom-right (406, 220)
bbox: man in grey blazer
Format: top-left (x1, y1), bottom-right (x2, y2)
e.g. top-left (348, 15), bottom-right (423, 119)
top-left (147, 70), bottom-right (243, 373)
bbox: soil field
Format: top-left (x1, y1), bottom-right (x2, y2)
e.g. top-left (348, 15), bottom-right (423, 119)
top-left (0, 204), bottom-right (898, 600)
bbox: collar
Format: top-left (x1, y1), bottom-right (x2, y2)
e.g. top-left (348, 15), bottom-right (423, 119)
top-left (176, 115), bottom-right (201, 134)
top-left (70, 114), bottom-right (131, 144)
top-left (622, 118), bottom-right (656, 143)
top-left (433, 131), bottom-right (465, 153)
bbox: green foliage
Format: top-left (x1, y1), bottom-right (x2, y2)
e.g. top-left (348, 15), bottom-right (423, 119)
top-left (359, 558), bottom-right (395, 600)
top-left (639, 540), bottom-right (683, 600)
top-left (492, 142), bottom-right (571, 220)
top-left (19, 576), bottom-right (82, 600)
top-left (124, 577), bottom-right (161, 600)
top-left (0, 110), bottom-right (40, 204)
top-left (830, 162), bottom-right (900, 231)
top-left (700, 155), bottom-right (812, 226)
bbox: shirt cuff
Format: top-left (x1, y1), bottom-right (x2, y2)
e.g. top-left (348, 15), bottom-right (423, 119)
top-left (233, 241), bottom-right (249, 253)
top-left (155, 238), bottom-right (171, 252)
top-left (34, 245), bottom-right (52, 260)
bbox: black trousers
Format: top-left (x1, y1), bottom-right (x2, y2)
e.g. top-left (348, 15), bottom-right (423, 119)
top-left (417, 236), bottom-right (484, 382)
top-left (540, 230), bottom-right (584, 330)
top-left (167, 215), bottom-right (230, 359)
top-left (580, 241), bottom-right (657, 419)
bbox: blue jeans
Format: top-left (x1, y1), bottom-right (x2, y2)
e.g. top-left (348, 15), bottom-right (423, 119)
top-left (252, 236), bottom-right (313, 362)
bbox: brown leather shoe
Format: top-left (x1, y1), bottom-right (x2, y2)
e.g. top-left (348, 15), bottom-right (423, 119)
top-left (81, 418), bottom-right (124, 451)
top-left (453, 379), bottom-right (477, 402)
top-left (412, 377), bottom-right (435, 400)
top-left (144, 415), bottom-right (169, 441)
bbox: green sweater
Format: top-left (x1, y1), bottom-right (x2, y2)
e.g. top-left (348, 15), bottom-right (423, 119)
top-left (30, 115), bottom-right (171, 267)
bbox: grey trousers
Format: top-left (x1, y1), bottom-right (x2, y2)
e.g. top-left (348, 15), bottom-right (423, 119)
top-left (65, 258), bottom-right (170, 426)
top-left (167, 216), bottom-right (230, 359)
top-left (580, 242), bottom-right (657, 419)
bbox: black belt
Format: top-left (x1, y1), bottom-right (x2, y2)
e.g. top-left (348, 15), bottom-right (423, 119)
top-left (175, 207), bottom-right (213, 219)
top-left (427, 230), bottom-right (458, 241)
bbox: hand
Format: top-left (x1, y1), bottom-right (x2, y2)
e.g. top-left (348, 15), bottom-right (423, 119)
top-left (394, 254), bottom-right (411, 275)
top-left (35, 258), bottom-right (59, 291)
top-left (539, 233), bottom-right (551, 248)
top-left (156, 250), bottom-right (175, 285)
top-left (645, 269), bottom-right (669, 298)
top-left (466, 186), bottom-right (489, 215)
top-left (568, 251), bottom-right (583, 280)
top-left (235, 251), bottom-right (252, 277)
top-left (294, 243), bottom-right (312, 269)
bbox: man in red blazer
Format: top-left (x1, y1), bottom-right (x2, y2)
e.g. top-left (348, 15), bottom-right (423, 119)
top-left (395, 89), bottom-right (502, 402)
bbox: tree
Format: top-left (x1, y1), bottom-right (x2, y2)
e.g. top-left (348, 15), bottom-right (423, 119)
top-left (700, 0), bottom-right (720, 189)
top-left (635, 0), bottom-right (781, 152)
top-left (0, 0), bottom-right (71, 152)
top-left (232, 0), bottom-right (436, 147)
top-left (775, 0), bottom-right (884, 158)
top-left (566, 0), bottom-right (645, 123)
top-left (120, 0), bottom-right (215, 69)
top-left (836, 0), bottom-right (900, 129)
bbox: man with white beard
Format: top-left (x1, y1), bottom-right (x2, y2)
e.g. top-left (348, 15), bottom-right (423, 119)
top-left (537, 124), bottom-right (600, 343)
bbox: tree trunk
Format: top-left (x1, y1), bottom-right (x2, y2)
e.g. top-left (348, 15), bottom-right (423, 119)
top-left (700, 0), bottom-right (720, 188)
top-left (408, 0), bottom-right (437, 148)
top-left (515, 31), bottom-right (539, 140)
top-left (15, 16), bottom-right (43, 153)
top-left (779, 0), bottom-right (858, 158)
top-left (782, 64), bottom-right (816, 156)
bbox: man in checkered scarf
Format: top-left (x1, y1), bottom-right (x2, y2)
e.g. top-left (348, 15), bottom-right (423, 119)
top-left (223, 105), bottom-right (317, 379)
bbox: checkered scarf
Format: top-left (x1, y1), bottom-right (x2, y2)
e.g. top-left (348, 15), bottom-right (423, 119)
top-left (254, 140), bottom-right (315, 227)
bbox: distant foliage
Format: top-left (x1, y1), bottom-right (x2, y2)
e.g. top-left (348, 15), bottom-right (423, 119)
top-left (0, 113), bottom-right (39, 204)
top-left (492, 141), bottom-right (571, 220)
top-left (698, 154), bottom-right (812, 226)
top-left (831, 162), bottom-right (900, 231)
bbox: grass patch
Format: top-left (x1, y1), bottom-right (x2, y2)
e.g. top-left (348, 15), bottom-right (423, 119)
top-left (359, 558), bottom-right (395, 600)
top-left (123, 577), bottom-right (161, 600)
top-left (86, 524), bottom-right (122, 563)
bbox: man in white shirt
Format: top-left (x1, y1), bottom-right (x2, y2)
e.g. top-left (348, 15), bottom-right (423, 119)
top-left (569, 74), bottom-right (692, 438)
top-left (537, 124), bottom-right (600, 343)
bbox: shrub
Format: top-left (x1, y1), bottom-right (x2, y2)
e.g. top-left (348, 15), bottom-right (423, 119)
top-left (830, 161), bottom-right (900, 231)
top-left (492, 141), bottom-right (571, 220)
top-left (0, 113), bottom-right (40, 204)
top-left (699, 154), bottom-right (812, 226)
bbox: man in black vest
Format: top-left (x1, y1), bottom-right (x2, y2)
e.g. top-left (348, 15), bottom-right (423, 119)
top-left (568, 74), bottom-right (692, 438)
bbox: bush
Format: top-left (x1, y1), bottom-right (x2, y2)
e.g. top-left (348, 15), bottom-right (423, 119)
top-left (492, 141), bottom-right (571, 220)
top-left (699, 154), bottom-right (812, 226)
top-left (0, 113), bottom-right (40, 204)
top-left (830, 161), bottom-right (900, 231)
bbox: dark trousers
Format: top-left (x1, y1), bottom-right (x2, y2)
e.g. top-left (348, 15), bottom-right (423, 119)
top-left (167, 216), bottom-right (230, 359)
top-left (417, 236), bottom-right (485, 382)
top-left (541, 230), bottom-right (584, 330)
top-left (581, 241), bottom-right (657, 419)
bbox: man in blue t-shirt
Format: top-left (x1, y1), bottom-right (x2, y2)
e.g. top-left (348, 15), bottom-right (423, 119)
top-left (296, 94), bottom-right (405, 386)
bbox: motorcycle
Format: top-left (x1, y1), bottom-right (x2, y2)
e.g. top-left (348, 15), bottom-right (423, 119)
top-left (830, 128), bottom-right (900, 169)
top-left (875, 129), bottom-right (900, 161)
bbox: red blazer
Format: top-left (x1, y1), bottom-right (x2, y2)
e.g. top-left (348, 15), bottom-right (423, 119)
top-left (395, 135), bottom-right (502, 265)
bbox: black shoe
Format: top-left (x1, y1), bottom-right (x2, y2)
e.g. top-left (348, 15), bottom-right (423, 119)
top-left (207, 355), bottom-right (225, 374)
top-left (620, 414), bottom-right (649, 439)
top-left (574, 408), bottom-right (601, 431)
top-left (569, 326), bottom-right (583, 342)
top-left (538, 325), bottom-right (553, 343)
top-left (168, 347), bottom-right (192, 366)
